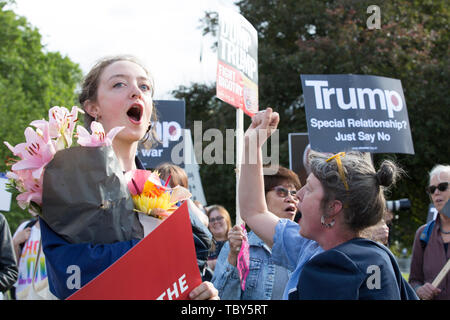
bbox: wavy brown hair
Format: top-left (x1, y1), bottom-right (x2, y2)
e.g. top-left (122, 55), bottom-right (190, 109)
top-left (78, 55), bottom-right (159, 147)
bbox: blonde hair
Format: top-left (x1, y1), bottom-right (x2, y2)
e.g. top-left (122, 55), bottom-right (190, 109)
top-left (206, 205), bottom-right (232, 235)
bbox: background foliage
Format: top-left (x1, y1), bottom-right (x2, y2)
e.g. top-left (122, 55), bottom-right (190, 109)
top-left (0, 0), bottom-right (82, 231)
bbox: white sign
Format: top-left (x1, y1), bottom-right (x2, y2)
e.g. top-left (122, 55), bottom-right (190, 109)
top-left (179, 130), bottom-right (207, 206)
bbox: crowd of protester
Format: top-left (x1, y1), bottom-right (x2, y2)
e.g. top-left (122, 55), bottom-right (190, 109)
top-left (0, 56), bottom-right (448, 300)
top-left (2, 158), bottom-right (448, 300)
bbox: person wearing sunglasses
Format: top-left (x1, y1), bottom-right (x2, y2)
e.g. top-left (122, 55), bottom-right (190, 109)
top-left (212, 166), bottom-right (302, 299)
top-left (237, 108), bottom-right (418, 300)
top-left (410, 164), bottom-right (450, 300)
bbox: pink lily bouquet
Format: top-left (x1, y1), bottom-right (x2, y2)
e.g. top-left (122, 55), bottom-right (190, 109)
top-left (4, 106), bottom-right (123, 216)
top-left (3, 106), bottom-right (149, 245)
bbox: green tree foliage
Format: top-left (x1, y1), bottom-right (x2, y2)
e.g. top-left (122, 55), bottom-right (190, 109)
top-left (173, 0), bottom-right (449, 249)
top-left (0, 0), bottom-right (82, 230)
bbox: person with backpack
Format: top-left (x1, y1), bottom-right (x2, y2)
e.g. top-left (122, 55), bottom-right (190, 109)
top-left (409, 164), bottom-right (450, 300)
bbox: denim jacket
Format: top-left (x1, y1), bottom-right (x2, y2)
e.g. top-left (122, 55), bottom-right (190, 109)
top-left (212, 231), bottom-right (290, 300)
top-left (272, 219), bottom-right (323, 299)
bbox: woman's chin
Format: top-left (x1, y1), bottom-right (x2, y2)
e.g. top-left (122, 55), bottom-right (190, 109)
top-left (117, 128), bottom-right (147, 144)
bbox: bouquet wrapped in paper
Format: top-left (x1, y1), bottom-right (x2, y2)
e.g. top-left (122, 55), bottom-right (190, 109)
top-left (42, 145), bottom-right (143, 244)
top-left (4, 106), bottom-right (143, 244)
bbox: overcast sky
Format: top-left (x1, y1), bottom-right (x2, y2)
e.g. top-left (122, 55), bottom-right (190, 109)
top-left (9, 0), bottom-right (238, 99)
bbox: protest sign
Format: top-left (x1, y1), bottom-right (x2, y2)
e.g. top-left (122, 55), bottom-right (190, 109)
top-left (288, 133), bottom-right (310, 186)
top-left (169, 128), bottom-right (207, 205)
top-left (217, 7), bottom-right (259, 225)
top-left (216, 7), bottom-right (258, 116)
top-left (67, 202), bottom-right (202, 300)
top-left (300, 74), bottom-right (414, 154)
top-left (179, 129), bottom-right (207, 205)
top-left (138, 100), bottom-right (185, 169)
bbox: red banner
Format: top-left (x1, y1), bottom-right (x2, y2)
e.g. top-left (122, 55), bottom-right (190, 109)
top-left (67, 202), bottom-right (202, 300)
top-left (216, 61), bottom-right (258, 116)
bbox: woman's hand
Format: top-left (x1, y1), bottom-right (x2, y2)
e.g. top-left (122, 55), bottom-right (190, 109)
top-left (227, 225), bottom-right (247, 266)
top-left (13, 227), bottom-right (32, 246)
top-left (416, 282), bottom-right (441, 300)
top-left (12, 227), bottom-right (32, 262)
top-left (189, 281), bottom-right (220, 300)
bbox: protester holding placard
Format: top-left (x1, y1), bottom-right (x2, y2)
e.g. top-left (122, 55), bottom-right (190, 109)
top-left (212, 166), bottom-right (302, 299)
top-left (35, 55), bottom-right (218, 300)
top-left (409, 164), bottom-right (450, 300)
top-left (238, 108), bottom-right (418, 300)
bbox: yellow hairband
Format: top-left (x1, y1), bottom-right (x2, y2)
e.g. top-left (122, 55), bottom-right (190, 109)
top-left (325, 152), bottom-right (350, 191)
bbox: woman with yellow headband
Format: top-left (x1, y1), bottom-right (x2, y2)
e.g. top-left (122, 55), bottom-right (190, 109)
top-left (238, 108), bottom-right (418, 300)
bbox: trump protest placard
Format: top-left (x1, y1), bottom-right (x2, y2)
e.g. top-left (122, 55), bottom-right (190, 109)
top-left (300, 74), bottom-right (414, 154)
top-left (67, 202), bottom-right (202, 300)
top-left (138, 100), bottom-right (185, 169)
top-left (216, 7), bottom-right (258, 116)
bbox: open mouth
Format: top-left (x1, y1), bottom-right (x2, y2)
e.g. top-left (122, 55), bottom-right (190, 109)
top-left (285, 205), bottom-right (297, 214)
top-left (127, 104), bottom-right (143, 124)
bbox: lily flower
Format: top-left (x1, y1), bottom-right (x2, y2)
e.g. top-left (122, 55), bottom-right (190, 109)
top-left (6, 169), bottom-right (43, 215)
top-left (76, 121), bottom-right (124, 147)
top-left (39, 106), bottom-right (83, 150)
top-left (5, 126), bottom-right (56, 180)
top-left (125, 169), bottom-right (192, 219)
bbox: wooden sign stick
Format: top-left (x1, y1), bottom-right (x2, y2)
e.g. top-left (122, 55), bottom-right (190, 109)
top-left (432, 259), bottom-right (450, 288)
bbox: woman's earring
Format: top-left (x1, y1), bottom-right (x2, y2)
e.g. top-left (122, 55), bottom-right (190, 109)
top-left (321, 215), bottom-right (335, 228)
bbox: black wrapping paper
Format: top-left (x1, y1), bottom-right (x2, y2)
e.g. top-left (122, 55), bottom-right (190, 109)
top-left (41, 146), bottom-right (144, 244)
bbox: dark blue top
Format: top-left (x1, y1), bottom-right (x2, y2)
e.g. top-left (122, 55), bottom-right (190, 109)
top-left (40, 219), bottom-right (139, 299)
top-left (290, 238), bottom-right (418, 300)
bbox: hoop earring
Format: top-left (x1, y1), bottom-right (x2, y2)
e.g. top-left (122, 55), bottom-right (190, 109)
top-left (321, 215), bottom-right (335, 228)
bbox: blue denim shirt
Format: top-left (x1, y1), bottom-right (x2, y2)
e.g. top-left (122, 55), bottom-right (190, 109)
top-left (212, 230), bottom-right (290, 300)
top-left (272, 219), bottom-right (324, 299)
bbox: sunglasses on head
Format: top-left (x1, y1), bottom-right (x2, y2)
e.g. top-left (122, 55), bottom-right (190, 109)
top-left (427, 182), bottom-right (449, 194)
top-left (271, 186), bottom-right (297, 198)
